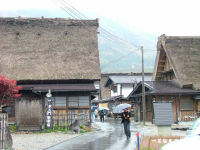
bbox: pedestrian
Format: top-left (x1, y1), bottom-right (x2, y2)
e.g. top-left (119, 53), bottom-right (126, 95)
top-left (121, 108), bottom-right (131, 140)
top-left (91, 105), bottom-right (97, 123)
top-left (95, 108), bottom-right (98, 119)
top-left (99, 109), bottom-right (105, 122)
top-left (114, 113), bottom-right (117, 120)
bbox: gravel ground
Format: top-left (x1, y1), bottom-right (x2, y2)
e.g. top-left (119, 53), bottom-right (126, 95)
top-left (11, 121), bottom-right (192, 150)
top-left (12, 132), bottom-right (79, 150)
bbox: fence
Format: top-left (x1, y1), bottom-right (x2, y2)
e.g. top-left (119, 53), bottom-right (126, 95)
top-left (180, 111), bottom-right (198, 122)
top-left (135, 135), bottom-right (183, 150)
top-left (0, 113), bottom-right (12, 149)
top-left (49, 112), bottom-right (89, 130)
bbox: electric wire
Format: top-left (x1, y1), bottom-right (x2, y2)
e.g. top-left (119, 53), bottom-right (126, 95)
top-left (53, 0), bottom-right (157, 68)
top-left (55, 0), bottom-right (141, 53)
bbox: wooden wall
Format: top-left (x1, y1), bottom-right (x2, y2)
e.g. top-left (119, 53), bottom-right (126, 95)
top-left (155, 95), bottom-right (197, 122)
top-left (16, 95), bottom-right (42, 130)
top-left (135, 94), bottom-right (198, 123)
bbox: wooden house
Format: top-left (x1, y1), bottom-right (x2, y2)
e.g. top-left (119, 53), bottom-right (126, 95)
top-left (93, 73), bottom-right (152, 113)
top-left (128, 35), bottom-right (200, 123)
top-left (0, 17), bottom-right (100, 130)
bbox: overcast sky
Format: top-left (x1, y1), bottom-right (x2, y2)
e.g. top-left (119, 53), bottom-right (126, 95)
top-left (0, 0), bottom-right (200, 36)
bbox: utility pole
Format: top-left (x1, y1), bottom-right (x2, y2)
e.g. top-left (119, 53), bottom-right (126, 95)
top-left (141, 46), bottom-right (146, 125)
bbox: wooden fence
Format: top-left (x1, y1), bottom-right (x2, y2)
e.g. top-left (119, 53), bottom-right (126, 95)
top-left (49, 112), bottom-right (89, 130)
top-left (180, 111), bottom-right (198, 121)
top-left (0, 113), bottom-right (12, 149)
top-left (136, 136), bottom-right (183, 150)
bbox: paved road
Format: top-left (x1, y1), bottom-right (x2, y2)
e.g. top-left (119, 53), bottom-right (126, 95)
top-left (45, 119), bottom-right (137, 150)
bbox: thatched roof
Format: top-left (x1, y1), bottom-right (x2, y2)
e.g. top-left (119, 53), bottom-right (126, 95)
top-left (0, 17), bottom-right (100, 81)
top-left (100, 74), bottom-right (111, 99)
top-left (153, 34), bottom-right (200, 90)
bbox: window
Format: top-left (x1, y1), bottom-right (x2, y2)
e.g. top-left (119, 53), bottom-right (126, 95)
top-left (180, 99), bottom-right (193, 110)
top-left (55, 97), bottom-right (66, 106)
top-left (68, 96), bottom-right (90, 107)
top-left (113, 85), bottom-right (117, 93)
top-left (79, 96), bottom-right (89, 106)
top-left (94, 81), bottom-right (100, 89)
top-left (68, 96), bottom-right (79, 107)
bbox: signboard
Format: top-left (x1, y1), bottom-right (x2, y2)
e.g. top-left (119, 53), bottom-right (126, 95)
top-left (45, 90), bottom-right (53, 128)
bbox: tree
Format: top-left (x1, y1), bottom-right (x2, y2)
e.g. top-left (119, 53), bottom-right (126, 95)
top-left (0, 75), bottom-right (22, 106)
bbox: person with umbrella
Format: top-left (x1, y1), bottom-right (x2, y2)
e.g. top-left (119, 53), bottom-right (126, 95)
top-left (121, 107), bottom-right (132, 140)
top-left (114, 103), bottom-right (132, 140)
top-left (91, 105), bottom-right (98, 123)
top-left (98, 107), bottom-right (107, 122)
top-left (113, 103), bottom-right (132, 139)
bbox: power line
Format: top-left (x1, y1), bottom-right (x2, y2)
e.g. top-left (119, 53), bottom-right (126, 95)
top-left (52, 0), bottom-right (157, 70)
top-left (53, 0), bottom-right (141, 54)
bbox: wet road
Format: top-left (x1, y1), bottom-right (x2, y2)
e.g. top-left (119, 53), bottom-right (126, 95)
top-left (45, 119), bottom-right (137, 150)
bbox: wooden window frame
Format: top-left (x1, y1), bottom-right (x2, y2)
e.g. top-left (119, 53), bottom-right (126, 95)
top-left (180, 99), bottom-right (194, 111)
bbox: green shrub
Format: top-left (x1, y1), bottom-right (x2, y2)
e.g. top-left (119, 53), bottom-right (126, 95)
top-left (9, 124), bottom-right (17, 132)
top-left (80, 124), bottom-right (90, 132)
top-left (41, 128), bottom-right (54, 133)
top-left (80, 129), bottom-right (86, 134)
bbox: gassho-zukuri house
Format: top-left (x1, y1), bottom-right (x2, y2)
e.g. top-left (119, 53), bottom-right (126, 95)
top-left (127, 35), bottom-right (200, 123)
top-left (0, 17), bottom-right (101, 130)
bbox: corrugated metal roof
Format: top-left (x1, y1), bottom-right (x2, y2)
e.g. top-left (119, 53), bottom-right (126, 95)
top-left (109, 76), bottom-right (136, 84)
top-left (109, 75), bottom-right (152, 84)
top-left (153, 102), bottom-right (174, 125)
top-left (92, 95), bottom-right (123, 103)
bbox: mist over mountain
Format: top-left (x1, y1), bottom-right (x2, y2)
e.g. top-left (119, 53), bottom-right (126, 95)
top-left (0, 9), bottom-right (157, 73)
top-left (98, 17), bottom-right (157, 73)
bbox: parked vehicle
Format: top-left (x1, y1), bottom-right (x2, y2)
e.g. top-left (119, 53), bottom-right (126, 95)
top-left (186, 117), bottom-right (200, 137)
top-left (161, 118), bottom-right (200, 150)
top-left (161, 135), bottom-right (200, 150)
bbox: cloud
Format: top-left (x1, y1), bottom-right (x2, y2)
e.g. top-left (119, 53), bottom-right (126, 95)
top-left (0, 0), bottom-right (57, 10)
top-left (1, 0), bottom-right (200, 36)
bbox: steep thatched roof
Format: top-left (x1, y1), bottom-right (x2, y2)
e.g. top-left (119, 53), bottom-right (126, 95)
top-left (153, 34), bottom-right (200, 90)
top-left (0, 17), bottom-right (100, 81)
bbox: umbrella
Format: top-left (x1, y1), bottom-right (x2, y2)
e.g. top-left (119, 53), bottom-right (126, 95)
top-left (113, 103), bottom-right (131, 113)
top-left (91, 105), bottom-right (98, 111)
top-left (99, 107), bottom-right (109, 111)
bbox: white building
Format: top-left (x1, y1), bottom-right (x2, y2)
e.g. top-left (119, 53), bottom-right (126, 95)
top-left (104, 75), bottom-right (152, 98)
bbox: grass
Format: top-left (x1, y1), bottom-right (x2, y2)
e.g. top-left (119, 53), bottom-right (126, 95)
top-left (9, 124), bottom-right (17, 132)
top-left (9, 123), bottom-right (90, 134)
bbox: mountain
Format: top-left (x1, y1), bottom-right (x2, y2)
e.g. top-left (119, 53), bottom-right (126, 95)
top-left (0, 9), bottom-right (157, 73)
top-left (98, 17), bottom-right (157, 73)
